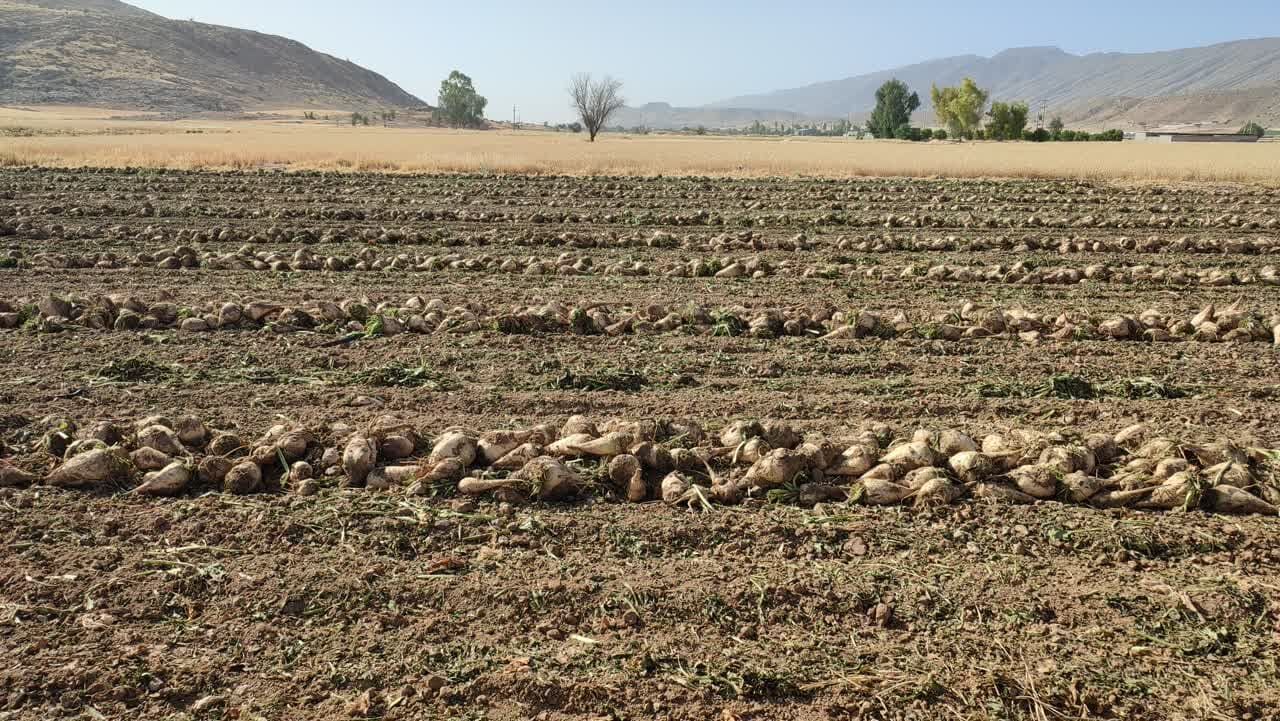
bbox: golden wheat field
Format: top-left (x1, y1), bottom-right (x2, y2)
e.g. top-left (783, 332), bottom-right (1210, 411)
top-left (2, 105), bottom-right (1278, 181)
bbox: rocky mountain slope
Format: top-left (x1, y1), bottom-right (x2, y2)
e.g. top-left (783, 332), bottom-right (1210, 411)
top-left (0, 0), bottom-right (424, 111)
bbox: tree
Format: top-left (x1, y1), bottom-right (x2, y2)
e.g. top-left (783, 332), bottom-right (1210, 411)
top-left (437, 71), bottom-right (488, 128)
top-left (931, 78), bottom-right (989, 140)
top-left (1048, 116), bottom-right (1065, 139)
top-left (866, 79), bottom-right (920, 139)
top-left (569, 73), bottom-right (625, 142)
top-left (986, 101), bottom-right (1029, 140)
top-left (1239, 121), bottom-right (1265, 138)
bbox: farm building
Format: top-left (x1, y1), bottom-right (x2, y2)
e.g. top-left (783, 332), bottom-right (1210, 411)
top-left (1125, 131), bottom-right (1259, 143)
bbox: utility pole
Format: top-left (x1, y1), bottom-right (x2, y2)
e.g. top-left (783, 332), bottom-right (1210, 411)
top-left (512, 105), bottom-right (518, 130)
top-left (1037, 100), bottom-right (1047, 129)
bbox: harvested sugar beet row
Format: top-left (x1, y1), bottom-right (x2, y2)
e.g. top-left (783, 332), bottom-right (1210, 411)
top-left (16, 244), bottom-right (1278, 288)
top-left (3, 295), bottom-right (1278, 345)
top-left (13, 214), bottom-right (1280, 256)
top-left (8, 178), bottom-right (1280, 230)
top-left (5, 415), bottom-right (1279, 517)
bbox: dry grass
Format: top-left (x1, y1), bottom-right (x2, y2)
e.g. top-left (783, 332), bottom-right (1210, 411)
top-left (4, 106), bottom-right (1280, 181)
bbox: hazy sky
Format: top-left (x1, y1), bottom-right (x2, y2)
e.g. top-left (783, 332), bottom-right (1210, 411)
top-left (130, 0), bottom-right (1280, 123)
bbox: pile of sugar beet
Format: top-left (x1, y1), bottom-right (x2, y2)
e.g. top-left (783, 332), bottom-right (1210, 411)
top-left (1, 414), bottom-right (1277, 516)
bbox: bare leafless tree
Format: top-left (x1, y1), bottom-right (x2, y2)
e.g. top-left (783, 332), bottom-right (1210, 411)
top-left (569, 73), bottom-right (625, 142)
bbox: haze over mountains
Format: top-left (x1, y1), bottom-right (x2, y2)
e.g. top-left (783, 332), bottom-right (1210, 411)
top-left (609, 103), bottom-right (808, 131)
top-left (1, 0), bottom-right (1276, 131)
top-left (709, 40), bottom-right (1280, 130)
top-left (0, 0), bottom-right (424, 111)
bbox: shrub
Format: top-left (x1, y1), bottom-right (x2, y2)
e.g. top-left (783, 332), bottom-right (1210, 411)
top-left (932, 129), bottom-right (947, 140)
top-left (1239, 121), bottom-right (1265, 138)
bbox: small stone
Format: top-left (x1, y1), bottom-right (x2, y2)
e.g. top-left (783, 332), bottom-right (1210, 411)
top-left (870, 602), bottom-right (894, 628)
top-left (191, 695), bottom-right (224, 712)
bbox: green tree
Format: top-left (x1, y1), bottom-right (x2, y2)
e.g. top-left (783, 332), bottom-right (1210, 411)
top-left (437, 71), bottom-right (488, 128)
top-left (1239, 121), bottom-right (1265, 138)
top-left (866, 79), bottom-right (920, 139)
top-left (931, 78), bottom-right (989, 140)
top-left (1048, 116), bottom-right (1065, 139)
top-left (986, 101), bottom-right (1029, 140)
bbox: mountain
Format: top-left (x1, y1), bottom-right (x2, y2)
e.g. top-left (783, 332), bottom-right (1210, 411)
top-left (0, 0), bottom-right (425, 111)
top-left (711, 40), bottom-right (1280, 129)
top-left (610, 102), bottom-right (810, 130)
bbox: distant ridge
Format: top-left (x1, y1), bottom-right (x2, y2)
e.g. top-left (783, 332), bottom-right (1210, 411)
top-left (710, 40), bottom-right (1280, 129)
top-left (610, 102), bottom-right (809, 130)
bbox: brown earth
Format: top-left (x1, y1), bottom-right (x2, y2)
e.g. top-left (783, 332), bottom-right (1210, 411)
top-left (1, 169), bottom-right (1279, 720)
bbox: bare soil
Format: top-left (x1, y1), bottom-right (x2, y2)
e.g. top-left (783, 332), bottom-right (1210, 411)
top-left (1, 169), bottom-right (1278, 720)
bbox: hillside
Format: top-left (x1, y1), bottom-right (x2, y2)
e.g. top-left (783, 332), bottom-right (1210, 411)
top-left (0, 0), bottom-right (425, 111)
top-left (712, 40), bottom-right (1280, 129)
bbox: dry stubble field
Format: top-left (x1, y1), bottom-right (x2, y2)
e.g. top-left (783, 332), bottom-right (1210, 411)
top-left (2, 106), bottom-right (1280, 181)
top-left (1, 165), bottom-right (1280, 721)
